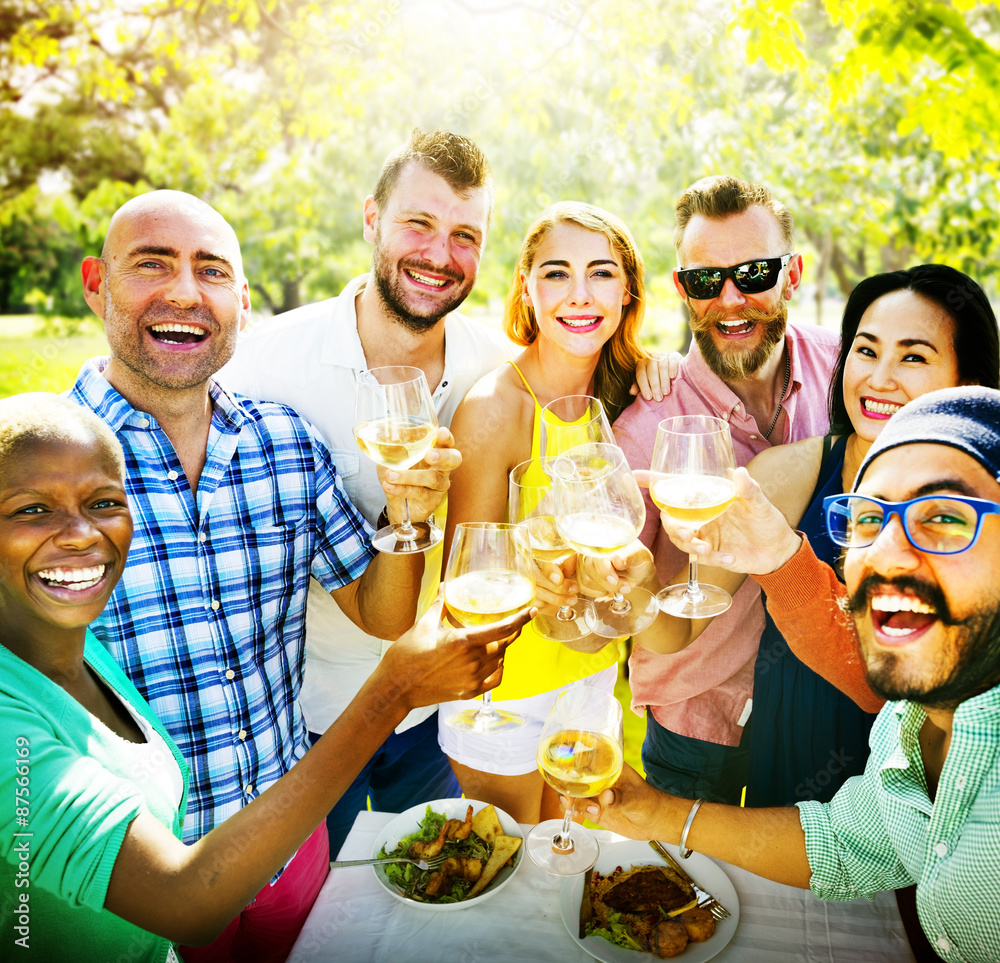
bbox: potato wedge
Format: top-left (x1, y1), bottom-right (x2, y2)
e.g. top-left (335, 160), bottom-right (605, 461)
top-left (464, 833), bottom-right (522, 899)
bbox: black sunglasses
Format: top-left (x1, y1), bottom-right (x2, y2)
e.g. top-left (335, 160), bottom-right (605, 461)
top-left (676, 254), bottom-right (794, 300)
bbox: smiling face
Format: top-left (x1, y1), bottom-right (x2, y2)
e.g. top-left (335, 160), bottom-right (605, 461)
top-left (674, 206), bottom-right (799, 382)
top-left (365, 162), bottom-right (490, 332)
top-left (82, 192), bottom-right (251, 395)
top-left (0, 434), bottom-right (132, 644)
top-left (844, 444), bottom-right (1000, 707)
top-left (520, 221), bottom-right (631, 361)
top-left (843, 289), bottom-right (963, 444)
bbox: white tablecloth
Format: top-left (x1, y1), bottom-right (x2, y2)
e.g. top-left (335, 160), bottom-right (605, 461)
top-left (289, 810), bottom-right (915, 963)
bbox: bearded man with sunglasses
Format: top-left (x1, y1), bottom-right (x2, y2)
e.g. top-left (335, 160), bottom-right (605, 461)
top-left (588, 385), bottom-right (1000, 963)
top-left (614, 176), bottom-right (839, 804)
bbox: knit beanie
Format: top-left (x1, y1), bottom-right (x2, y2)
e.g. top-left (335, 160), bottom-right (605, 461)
top-left (854, 386), bottom-right (1000, 491)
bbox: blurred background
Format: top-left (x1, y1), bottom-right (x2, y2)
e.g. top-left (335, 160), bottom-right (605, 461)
top-left (2, 0), bottom-right (998, 398)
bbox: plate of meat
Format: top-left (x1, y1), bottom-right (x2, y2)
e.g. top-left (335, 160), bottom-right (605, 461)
top-left (559, 840), bottom-right (739, 960)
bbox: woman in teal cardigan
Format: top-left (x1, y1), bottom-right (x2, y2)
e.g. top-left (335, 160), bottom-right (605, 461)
top-left (0, 393), bottom-right (531, 961)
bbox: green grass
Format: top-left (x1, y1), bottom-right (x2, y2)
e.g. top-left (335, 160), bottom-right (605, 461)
top-left (0, 315), bottom-right (108, 398)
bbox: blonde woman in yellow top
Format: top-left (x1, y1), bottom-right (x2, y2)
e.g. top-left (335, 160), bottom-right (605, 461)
top-left (439, 202), bottom-right (655, 822)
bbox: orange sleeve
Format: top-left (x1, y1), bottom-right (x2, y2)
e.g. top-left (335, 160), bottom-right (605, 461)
top-left (754, 534), bottom-right (885, 713)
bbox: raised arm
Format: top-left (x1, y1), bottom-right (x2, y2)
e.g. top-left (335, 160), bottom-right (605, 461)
top-left (104, 598), bottom-right (533, 946)
top-left (755, 537), bottom-right (884, 713)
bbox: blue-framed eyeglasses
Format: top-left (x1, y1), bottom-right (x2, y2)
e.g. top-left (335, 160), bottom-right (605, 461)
top-left (823, 493), bottom-right (1000, 555)
top-left (676, 254), bottom-right (793, 300)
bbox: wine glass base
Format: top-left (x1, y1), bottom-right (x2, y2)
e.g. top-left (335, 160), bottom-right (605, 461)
top-left (532, 608), bottom-right (590, 644)
top-left (371, 521), bottom-right (442, 555)
top-left (525, 819), bottom-right (599, 875)
top-left (585, 588), bottom-right (659, 638)
top-left (444, 707), bottom-right (525, 733)
top-left (657, 583), bottom-right (733, 618)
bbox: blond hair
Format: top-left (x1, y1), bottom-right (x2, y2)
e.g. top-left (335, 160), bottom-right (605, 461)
top-left (504, 202), bottom-right (649, 422)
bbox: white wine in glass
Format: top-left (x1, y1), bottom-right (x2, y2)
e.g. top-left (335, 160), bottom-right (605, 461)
top-left (651, 415), bottom-right (737, 618)
top-left (552, 443), bottom-right (659, 638)
top-left (443, 523), bottom-right (535, 733)
top-left (526, 685), bottom-right (624, 875)
top-left (353, 365), bottom-right (441, 554)
top-left (508, 460), bottom-right (587, 645)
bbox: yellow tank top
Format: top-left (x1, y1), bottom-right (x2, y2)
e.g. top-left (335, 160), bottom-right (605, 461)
top-left (490, 362), bottom-right (621, 701)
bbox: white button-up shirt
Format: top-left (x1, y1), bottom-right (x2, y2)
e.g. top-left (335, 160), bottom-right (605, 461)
top-left (219, 274), bottom-right (517, 733)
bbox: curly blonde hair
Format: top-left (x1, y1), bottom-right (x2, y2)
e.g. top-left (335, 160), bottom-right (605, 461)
top-left (503, 202), bottom-right (649, 422)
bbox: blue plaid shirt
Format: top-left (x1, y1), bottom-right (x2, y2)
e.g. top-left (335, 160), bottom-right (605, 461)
top-left (70, 359), bottom-right (376, 843)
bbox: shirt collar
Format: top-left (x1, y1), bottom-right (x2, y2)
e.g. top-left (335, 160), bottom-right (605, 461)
top-left (683, 322), bottom-right (804, 419)
top-left (71, 356), bottom-right (249, 433)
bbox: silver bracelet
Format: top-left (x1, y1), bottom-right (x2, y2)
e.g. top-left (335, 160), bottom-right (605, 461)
top-left (679, 797), bottom-right (705, 859)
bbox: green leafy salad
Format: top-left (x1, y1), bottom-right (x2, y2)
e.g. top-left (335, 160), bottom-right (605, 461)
top-left (377, 805), bottom-right (492, 904)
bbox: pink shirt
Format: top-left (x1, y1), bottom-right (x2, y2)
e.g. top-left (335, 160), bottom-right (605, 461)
top-left (614, 321), bottom-right (840, 745)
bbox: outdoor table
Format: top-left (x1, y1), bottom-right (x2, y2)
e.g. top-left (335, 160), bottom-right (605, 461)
top-left (290, 810), bottom-right (914, 962)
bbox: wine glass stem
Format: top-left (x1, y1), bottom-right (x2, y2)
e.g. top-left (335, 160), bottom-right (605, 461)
top-left (556, 604), bottom-right (575, 622)
top-left (685, 553), bottom-right (705, 603)
top-left (395, 498), bottom-right (417, 541)
top-left (552, 801), bottom-right (576, 854)
top-left (475, 690), bottom-right (499, 724)
top-left (609, 591), bottom-right (631, 616)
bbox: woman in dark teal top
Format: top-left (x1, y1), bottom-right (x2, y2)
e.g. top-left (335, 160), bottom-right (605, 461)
top-left (0, 393), bottom-right (531, 959)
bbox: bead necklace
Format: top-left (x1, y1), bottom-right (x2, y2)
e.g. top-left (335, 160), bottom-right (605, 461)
top-left (763, 352), bottom-right (791, 440)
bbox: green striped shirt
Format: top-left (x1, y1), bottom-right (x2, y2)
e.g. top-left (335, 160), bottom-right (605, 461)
top-left (797, 684), bottom-right (1000, 962)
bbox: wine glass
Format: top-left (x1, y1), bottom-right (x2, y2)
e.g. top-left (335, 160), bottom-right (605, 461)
top-left (442, 522), bottom-right (536, 732)
top-left (526, 685), bottom-right (624, 875)
top-left (353, 365), bottom-right (441, 554)
top-left (538, 395), bottom-right (614, 477)
top-left (551, 443), bottom-right (659, 638)
top-left (508, 460), bottom-right (588, 644)
top-left (650, 415), bottom-right (738, 618)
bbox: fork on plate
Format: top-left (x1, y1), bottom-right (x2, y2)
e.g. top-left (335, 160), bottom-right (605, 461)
top-left (648, 839), bottom-right (731, 921)
top-left (330, 854), bottom-right (446, 872)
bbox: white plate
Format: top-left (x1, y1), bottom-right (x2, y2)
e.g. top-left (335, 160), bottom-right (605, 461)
top-left (560, 839), bottom-right (739, 962)
top-left (369, 798), bottom-right (524, 912)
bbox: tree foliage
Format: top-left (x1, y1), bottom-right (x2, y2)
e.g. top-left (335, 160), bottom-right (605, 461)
top-left (1, 0), bottom-right (997, 324)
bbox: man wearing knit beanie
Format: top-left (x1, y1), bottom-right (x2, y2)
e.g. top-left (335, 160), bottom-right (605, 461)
top-left (585, 385), bottom-right (1000, 962)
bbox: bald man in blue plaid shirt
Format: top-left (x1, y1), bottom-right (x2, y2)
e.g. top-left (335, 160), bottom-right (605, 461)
top-left (586, 385), bottom-right (1000, 963)
top-left (71, 190), bottom-right (468, 962)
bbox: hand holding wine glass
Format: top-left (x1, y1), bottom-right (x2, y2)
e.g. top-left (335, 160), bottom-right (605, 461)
top-left (442, 522), bottom-right (536, 733)
top-left (353, 365), bottom-right (442, 554)
top-left (552, 443), bottom-right (659, 638)
top-left (526, 684), bottom-right (624, 875)
top-left (650, 415), bottom-right (738, 618)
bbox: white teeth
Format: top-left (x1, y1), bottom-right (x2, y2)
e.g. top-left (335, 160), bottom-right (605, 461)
top-left (37, 564), bottom-right (106, 589)
top-left (720, 318), bottom-right (753, 328)
top-left (871, 594), bottom-right (936, 615)
top-left (560, 317), bottom-right (599, 328)
top-left (863, 399), bottom-right (903, 416)
top-left (406, 270), bottom-right (447, 287)
top-left (150, 323), bottom-right (206, 335)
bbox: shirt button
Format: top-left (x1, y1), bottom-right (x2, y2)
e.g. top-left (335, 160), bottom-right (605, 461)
top-left (211, 599), bottom-right (220, 611)
top-left (167, 470), bottom-right (179, 481)
top-left (237, 729), bottom-right (247, 741)
top-left (198, 532), bottom-right (207, 543)
top-left (138, 418), bottom-right (150, 428)
top-left (750, 434), bottom-right (758, 440)
top-left (934, 842), bottom-right (949, 858)
top-left (245, 783), bottom-right (254, 794)
top-left (955, 774), bottom-right (967, 789)
top-left (936, 936), bottom-right (950, 953)
top-left (225, 668), bottom-right (235, 680)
